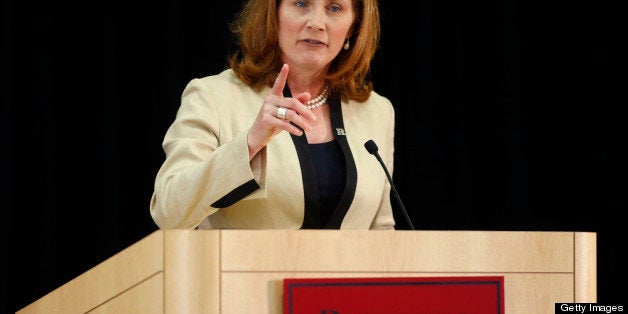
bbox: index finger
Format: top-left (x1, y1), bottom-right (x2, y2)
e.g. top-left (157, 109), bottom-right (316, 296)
top-left (270, 64), bottom-right (289, 96)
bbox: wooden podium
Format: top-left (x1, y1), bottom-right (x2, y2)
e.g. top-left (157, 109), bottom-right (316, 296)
top-left (18, 230), bottom-right (596, 314)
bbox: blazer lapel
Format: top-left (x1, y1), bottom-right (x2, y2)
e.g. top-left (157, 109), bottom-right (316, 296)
top-left (325, 97), bottom-right (357, 229)
top-left (283, 85), bottom-right (357, 229)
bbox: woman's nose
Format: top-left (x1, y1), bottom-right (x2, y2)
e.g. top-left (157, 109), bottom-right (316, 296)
top-left (306, 8), bottom-right (325, 30)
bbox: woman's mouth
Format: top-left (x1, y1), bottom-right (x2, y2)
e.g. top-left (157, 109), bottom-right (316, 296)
top-left (301, 39), bottom-right (327, 46)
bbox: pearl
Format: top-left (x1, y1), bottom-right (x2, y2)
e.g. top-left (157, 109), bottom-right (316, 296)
top-left (305, 85), bottom-right (329, 109)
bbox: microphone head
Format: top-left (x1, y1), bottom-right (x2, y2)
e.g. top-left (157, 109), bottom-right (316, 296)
top-left (364, 140), bottom-right (378, 155)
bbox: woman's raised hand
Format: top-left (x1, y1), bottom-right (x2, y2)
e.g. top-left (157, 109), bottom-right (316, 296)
top-left (247, 64), bottom-right (317, 159)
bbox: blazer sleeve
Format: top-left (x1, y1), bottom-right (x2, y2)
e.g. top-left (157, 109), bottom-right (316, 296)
top-left (149, 78), bottom-right (265, 229)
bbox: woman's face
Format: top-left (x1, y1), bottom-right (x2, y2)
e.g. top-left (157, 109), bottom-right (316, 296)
top-left (277, 0), bottom-right (355, 74)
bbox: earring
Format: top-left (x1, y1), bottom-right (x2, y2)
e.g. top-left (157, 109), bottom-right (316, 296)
top-left (343, 39), bottom-right (350, 50)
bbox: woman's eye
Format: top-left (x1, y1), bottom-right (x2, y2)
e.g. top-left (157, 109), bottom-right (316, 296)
top-left (295, 1), bottom-right (306, 8)
top-left (329, 5), bottom-right (341, 13)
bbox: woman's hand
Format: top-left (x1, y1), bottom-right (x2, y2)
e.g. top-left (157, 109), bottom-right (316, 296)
top-left (247, 64), bottom-right (317, 159)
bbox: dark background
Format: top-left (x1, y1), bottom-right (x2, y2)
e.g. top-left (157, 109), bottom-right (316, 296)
top-left (2, 0), bottom-right (624, 312)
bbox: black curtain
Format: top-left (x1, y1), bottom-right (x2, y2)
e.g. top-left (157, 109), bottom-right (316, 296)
top-left (1, 0), bottom-right (623, 311)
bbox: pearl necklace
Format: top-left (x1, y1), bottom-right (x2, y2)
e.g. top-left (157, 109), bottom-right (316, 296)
top-left (305, 85), bottom-right (329, 109)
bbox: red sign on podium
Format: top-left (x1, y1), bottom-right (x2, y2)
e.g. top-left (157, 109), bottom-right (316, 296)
top-left (284, 276), bottom-right (505, 313)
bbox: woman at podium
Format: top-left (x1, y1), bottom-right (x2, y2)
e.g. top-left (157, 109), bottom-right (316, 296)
top-left (150, 0), bottom-right (396, 230)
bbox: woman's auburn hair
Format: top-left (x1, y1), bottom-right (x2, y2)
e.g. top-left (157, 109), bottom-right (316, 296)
top-left (228, 0), bottom-right (380, 102)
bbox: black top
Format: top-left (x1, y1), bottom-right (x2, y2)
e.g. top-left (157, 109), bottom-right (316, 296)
top-left (308, 139), bottom-right (347, 227)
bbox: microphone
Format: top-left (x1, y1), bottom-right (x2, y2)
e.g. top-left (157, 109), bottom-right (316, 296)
top-left (364, 140), bottom-right (415, 230)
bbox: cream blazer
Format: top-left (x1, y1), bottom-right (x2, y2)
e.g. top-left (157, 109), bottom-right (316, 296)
top-left (150, 69), bottom-right (396, 230)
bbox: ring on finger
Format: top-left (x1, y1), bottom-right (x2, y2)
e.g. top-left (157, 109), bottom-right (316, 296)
top-left (276, 107), bottom-right (288, 120)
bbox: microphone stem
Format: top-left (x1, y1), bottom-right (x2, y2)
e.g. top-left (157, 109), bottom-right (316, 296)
top-left (374, 154), bottom-right (415, 230)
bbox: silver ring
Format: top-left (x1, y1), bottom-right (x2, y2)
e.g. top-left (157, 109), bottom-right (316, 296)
top-left (276, 107), bottom-right (288, 120)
